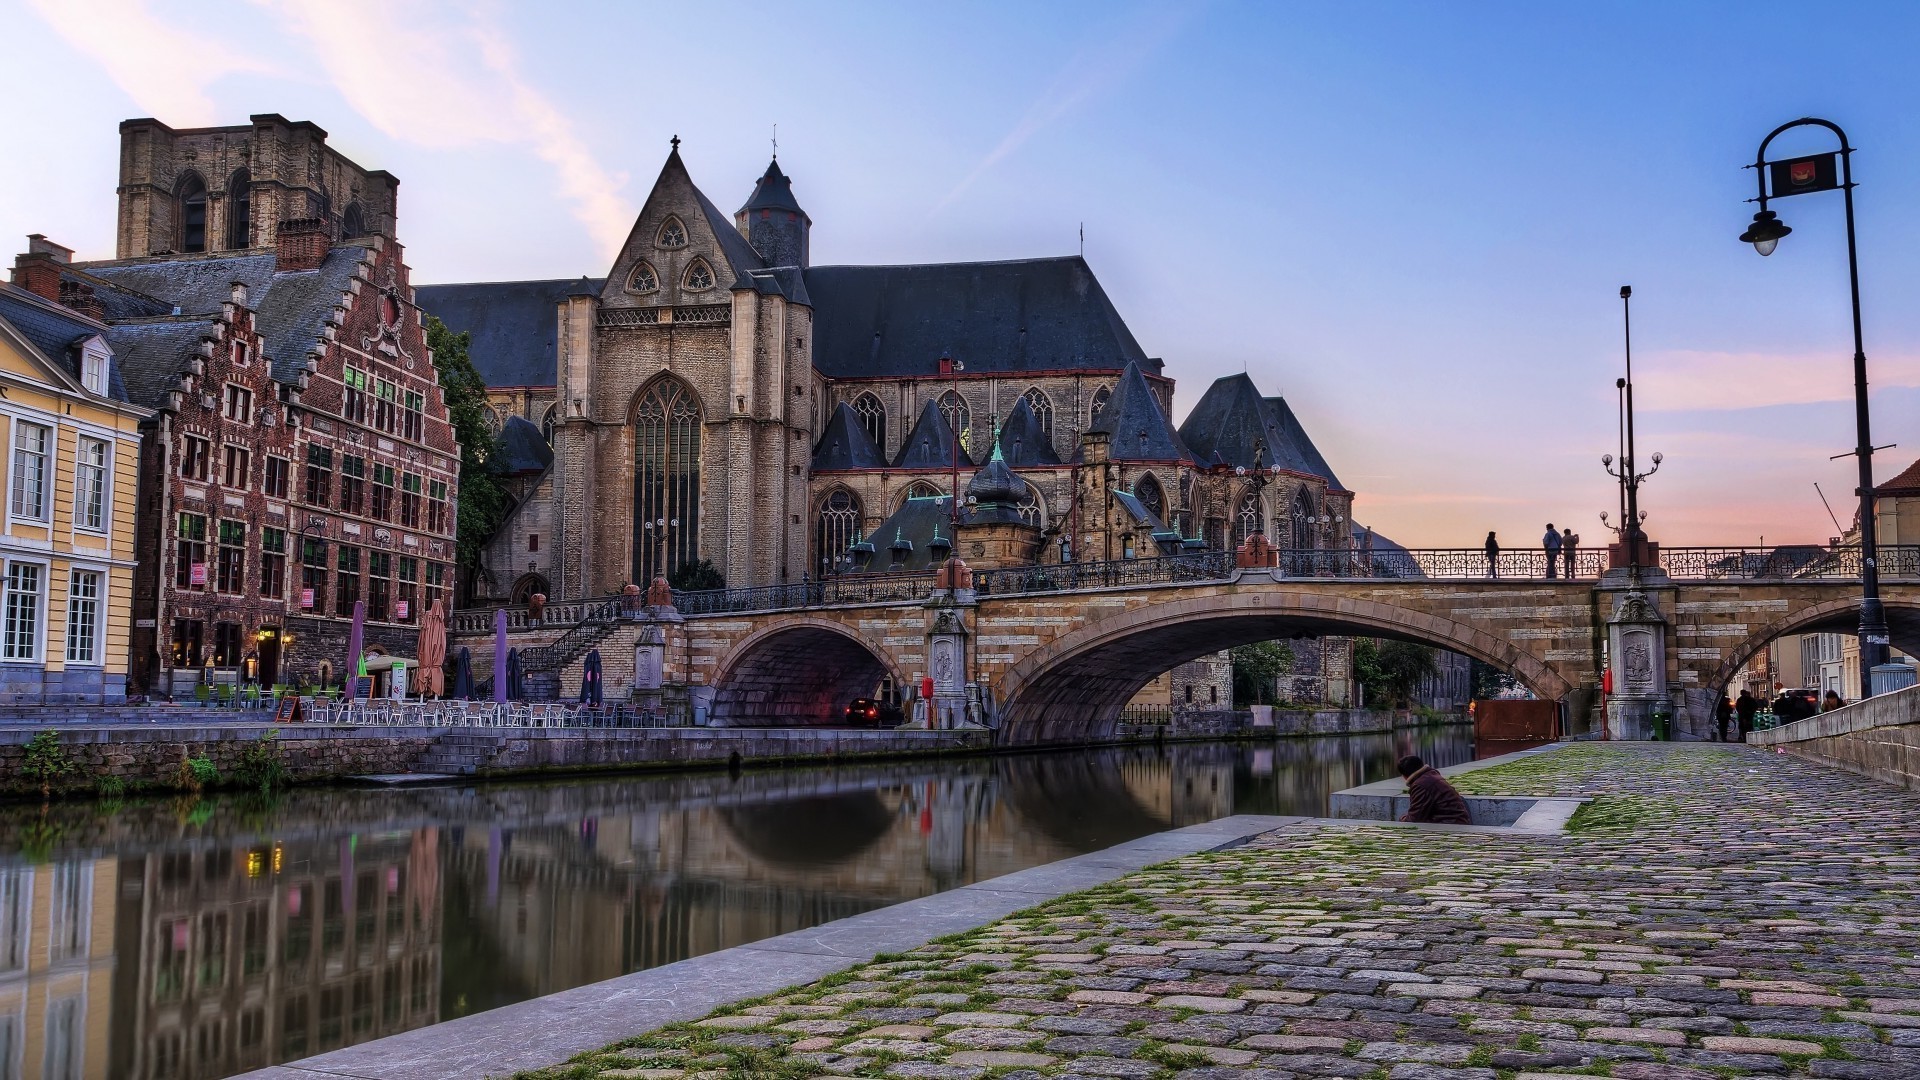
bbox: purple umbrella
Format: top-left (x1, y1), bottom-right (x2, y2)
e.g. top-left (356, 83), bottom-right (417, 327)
top-left (345, 599), bottom-right (366, 699)
top-left (492, 607), bottom-right (508, 703)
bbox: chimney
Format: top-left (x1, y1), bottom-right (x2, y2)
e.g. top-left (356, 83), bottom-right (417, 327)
top-left (57, 280), bottom-right (104, 321)
top-left (12, 251), bottom-right (63, 304)
top-left (275, 217), bottom-right (331, 272)
top-left (27, 234), bottom-right (73, 263)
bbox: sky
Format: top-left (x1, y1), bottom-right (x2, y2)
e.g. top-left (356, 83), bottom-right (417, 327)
top-left (5, 0), bottom-right (1920, 549)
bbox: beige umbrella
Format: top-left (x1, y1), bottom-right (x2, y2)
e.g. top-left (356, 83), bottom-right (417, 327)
top-left (417, 600), bottom-right (447, 697)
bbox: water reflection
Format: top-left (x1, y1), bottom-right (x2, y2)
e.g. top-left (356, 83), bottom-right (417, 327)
top-left (0, 726), bottom-right (1471, 1079)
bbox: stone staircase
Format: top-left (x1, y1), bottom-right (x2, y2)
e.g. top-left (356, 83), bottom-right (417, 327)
top-left (411, 732), bottom-right (508, 775)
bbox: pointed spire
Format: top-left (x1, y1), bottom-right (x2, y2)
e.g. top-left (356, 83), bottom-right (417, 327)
top-left (1086, 361), bottom-right (1190, 463)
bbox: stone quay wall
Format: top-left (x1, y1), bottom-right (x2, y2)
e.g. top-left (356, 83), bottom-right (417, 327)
top-left (1749, 683), bottom-right (1920, 790)
top-left (0, 725), bottom-right (436, 798)
top-left (1126, 708), bottom-right (1468, 740)
top-left (475, 727), bottom-right (990, 774)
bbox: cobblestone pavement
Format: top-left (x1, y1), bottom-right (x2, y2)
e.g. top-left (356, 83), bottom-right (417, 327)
top-left (521, 744), bottom-right (1920, 1080)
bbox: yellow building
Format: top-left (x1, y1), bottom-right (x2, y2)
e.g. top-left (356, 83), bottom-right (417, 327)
top-left (0, 282), bottom-right (150, 703)
top-left (0, 858), bottom-right (120, 1079)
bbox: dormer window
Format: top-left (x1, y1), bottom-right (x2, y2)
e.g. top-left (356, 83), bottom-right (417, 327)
top-left (657, 217), bottom-right (688, 248)
top-left (683, 259), bottom-right (715, 291)
top-left (79, 339), bottom-right (109, 396)
top-left (627, 261), bottom-right (659, 293)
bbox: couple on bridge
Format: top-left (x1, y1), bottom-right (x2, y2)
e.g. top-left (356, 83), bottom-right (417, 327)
top-left (1482, 525), bottom-right (1581, 578)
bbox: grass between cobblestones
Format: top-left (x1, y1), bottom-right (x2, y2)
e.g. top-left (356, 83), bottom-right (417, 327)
top-left (516, 743), bottom-right (1920, 1080)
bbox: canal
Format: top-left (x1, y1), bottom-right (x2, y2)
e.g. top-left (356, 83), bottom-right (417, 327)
top-left (0, 727), bottom-right (1475, 1079)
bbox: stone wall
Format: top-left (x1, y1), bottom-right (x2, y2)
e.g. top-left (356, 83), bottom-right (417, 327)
top-left (1750, 683), bottom-right (1920, 790)
top-left (0, 725), bottom-right (434, 797)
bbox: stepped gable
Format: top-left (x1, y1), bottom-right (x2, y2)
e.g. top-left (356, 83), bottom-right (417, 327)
top-left (804, 256), bottom-right (1155, 379)
top-left (1086, 361), bottom-right (1189, 463)
top-left (893, 397), bottom-right (970, 469)
top-left (415, 278), bottom-right (603, 389)
top-left (996, 396), bottom-right (1061, 466)
top-left (811, 401), bottom-right (889, 471)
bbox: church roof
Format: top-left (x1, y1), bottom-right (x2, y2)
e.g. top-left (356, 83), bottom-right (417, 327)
top-left (496, 415), bottom-right (554, 476)
top-left (893, 397), bottom-right (970, 469)
top-left (965, 435), bottom-right (1027, 513)
top-left (996, 397), bottom-right (1061, 466)
top-left (1267, 396), bottom-right (1345, 493)
top-left (804, 256), bottom-right (1156, 379)
top-left (1176, 373), bottom-right (1346, 490)
top-left (857, 497), bottom-right (958, 573)
top-left (811, 401), bottom-right (889, 471)
top-left (739, 158), bottom-right (807, 217)
top-left (415, 278), bottom-right (602, 388)
top-left (1086, 361), bottom-right (1189, 463)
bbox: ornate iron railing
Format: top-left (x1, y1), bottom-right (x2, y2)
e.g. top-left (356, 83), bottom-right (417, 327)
top-left (973, 551), bottom-right (1235, 597)
top-left (671, 572), bottom-right (930, 616)
top-left (1270, 545), bottom-right (1920, 581)
top-left (520, 597), bottom-right (627, 673)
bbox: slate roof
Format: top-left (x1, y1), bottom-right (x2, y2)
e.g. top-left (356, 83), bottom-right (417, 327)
top-left (1878, 458), bottom-right (1920, 497)
top-left (857, 497), bottom-right (958, 573)
top-left (692, 183), bottom-right (767, 285)
top-left (414, 278), bottom-right (599, 389)
top-left (1176, 373), bottom-right (1346, 490)
top-left (804, 256), bottom-right (1155, 379)
top-left (496, 415), bottom-right (554, 476)
top-left (811, 402), bottom-right (889, 471)
top-left (739, 158), bottom-right (806, 217)
top-left (1086, 361), bottom-right (1189, 463)
top-left (996, 397), bottom-right (1061, 466)
top-left (100, 319), bottom-right (213, 409)
top-left (81, 254), bottom-right (277, 318)
top-left (894, 398), bottom-right (972, 469)
top-left (0, 284), bottom-right (134, 403)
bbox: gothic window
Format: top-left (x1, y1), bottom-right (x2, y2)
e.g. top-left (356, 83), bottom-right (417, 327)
top-left (937, 390), bottom-right (970, 454)
top-left (1134, 472), bottom-right (1165, 520)
top-left (1023, 387), bottom-right (1055, 440)
top-left (683, 259), bottom-right (715, 291)
top-left (900, 480), bottom-right (943, 509)
top-left (177, 173), bottom-right (207, 253)
top-left (657, 216), bottom-right (688, 248)
top-left (1291, 487), bottom-right (1317, 550)
top-left (483, 406), bottom-right (502, 434)
top-left (633, 377), bottom-right (702, 585)
top-left (1179, 473), bottom-right (1196, 536)
top-left (626, 261), bottom-right (659, 293)
top-left (1233, 488), bottom-right (1262, 548)
top-left (1017, 483), bottom-right (1044, 528)
top-left (509, 574), bottom-right (550, 605)
top-left (816, 488), bottom-right (863, 575)
top-left (1090, 385), bottom-right (1112, 425)
top-left (540, 405), bottom-right (556, 445)
top-left (342, 201), bottom-right (366, 238)
top-left (225, 169), bottom-right (251, 249)
top-left (852, 392), bottom-right (886, 449)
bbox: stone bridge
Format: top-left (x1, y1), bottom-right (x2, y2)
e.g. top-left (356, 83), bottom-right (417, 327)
top-left (452, 549), bottom-right (1920, 744)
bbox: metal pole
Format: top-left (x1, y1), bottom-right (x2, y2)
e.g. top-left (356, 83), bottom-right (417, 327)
top-left (1839, 144), bottom-right (1891, 679)
top-left (1621, 286), bottom-right (1641, 568)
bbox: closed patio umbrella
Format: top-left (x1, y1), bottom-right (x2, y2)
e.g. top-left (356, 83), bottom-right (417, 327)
top-left (492, 608), bottom-right (508, 704)
top-left (453, 647), bottom-right (473, 699)
top-left (581, 649), bottom-right (603, 706)
top-left (417, 600), bottom-right (447, 697)
top-left (506, 648), bottom-right (523, 701)
top-left (345, 599), bottom-right (366, 698)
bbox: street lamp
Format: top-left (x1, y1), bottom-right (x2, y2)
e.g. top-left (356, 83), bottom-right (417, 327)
top-left (1601, 287), bottom-right (1661, 570)
top-left (641, 517), bottom-right (679, 585)
top-left (1738, 117), bottom-right (1891, 681)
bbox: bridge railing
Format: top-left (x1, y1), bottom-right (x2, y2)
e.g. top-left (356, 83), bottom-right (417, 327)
top-left (671, 572), bottom-right (931, 616)
top-left (974, 551), bottom-right (1236, 597)
top-left (1272, 545), bottom-right (1920, 581)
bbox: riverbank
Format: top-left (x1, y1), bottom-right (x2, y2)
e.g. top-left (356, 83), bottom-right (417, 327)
top-left (404, 742), bottom-right (1917, 1080)
top-left (0, 709), bottom-right (1463, 799)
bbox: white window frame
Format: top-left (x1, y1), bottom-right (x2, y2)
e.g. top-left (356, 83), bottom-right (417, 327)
top-left (223, 383), bottom-right (252, 423)
top-left (80, 339), bottom-right (109, 396)
top-left (73, 436), bottom-right (109, 535)
top-left (0, 559), bottom-right (45, 663)
top-left (64, 567), bottom-right (102, 666)
top-left (9, 421), bottom-right (51, 525)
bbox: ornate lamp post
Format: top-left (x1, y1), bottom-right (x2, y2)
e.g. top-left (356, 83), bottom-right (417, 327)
top-left (1738, 117), bottom-right (1891, 686)
top-left (1600, 287), bottom-right (1661, 570)
top-left (642, 516), bottom-right (679, 587)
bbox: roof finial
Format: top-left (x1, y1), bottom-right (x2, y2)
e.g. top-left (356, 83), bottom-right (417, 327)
top-left (670, 134), bottom-right (681, 152)
top-left (772, 123), bottom-right (778, 160)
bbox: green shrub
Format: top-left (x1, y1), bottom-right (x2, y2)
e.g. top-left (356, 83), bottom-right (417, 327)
top-left (94, 775), bottom-right (126, 798)
top-left (21, 731), bottom-right (75, 798)
top-left (188, 757), bottom-right (220, 786)
top-left (233, 732), bottom-right (288, 793)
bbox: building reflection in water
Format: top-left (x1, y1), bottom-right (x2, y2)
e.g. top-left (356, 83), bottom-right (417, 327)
top-left (0, 728), bottom-right (1472, 1079)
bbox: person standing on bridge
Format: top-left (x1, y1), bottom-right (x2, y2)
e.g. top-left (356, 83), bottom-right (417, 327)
top-left (1562, 527), bottom-right (1579, 579)
top-left (1543, 524), bottom-right (1562, 579)
top-left (1397, 756), bottom-right (1472, 824)
top-left (1484, 532), bottom-right (1500, 577)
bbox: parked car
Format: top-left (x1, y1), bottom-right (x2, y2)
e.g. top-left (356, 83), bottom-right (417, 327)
top-left (844, 697), bottom-right (904, 727)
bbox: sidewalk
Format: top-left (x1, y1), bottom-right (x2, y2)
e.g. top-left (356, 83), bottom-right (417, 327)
top-left (519, 742), bottom-right (1920, 1079)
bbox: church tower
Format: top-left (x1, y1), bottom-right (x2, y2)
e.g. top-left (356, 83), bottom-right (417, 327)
top-left (735, 159), bottom-right (810, 268)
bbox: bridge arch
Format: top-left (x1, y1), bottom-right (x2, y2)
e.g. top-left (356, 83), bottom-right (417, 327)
top-left (994, 589), bottom-right (1571, 744)
top-left (1701, 596), bottom-right (1920, 694)
top-left (711, 617), bottom-right (908, 726)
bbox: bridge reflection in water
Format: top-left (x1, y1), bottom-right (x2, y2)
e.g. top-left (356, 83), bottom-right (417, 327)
top-left (0, 728), bottom-right (1471, 1080)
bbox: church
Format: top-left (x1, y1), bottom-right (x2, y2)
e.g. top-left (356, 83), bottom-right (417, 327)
top-left (418, 140), bottom-right (1357, 628)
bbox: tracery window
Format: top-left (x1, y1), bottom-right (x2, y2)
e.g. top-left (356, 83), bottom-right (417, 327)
top-left (1023, 387), bottom-right (1055, 441)
top-left (937, 390), bottom-right (970, 454)
top-left (633, 377), bottom-right (702, 585)
top-left (852, 392), bottom-right (886, 450)
top-left (541, 405), bottom-right (556, 445)
top-left (225, 169), bottom-right (251, 249)
top-left (1017, 483), bottom-right (1044, 528)
top-left (1134, 472), bottom-right (1164, 520)
top-left (177, 173), bottom-right (207, 254)
top-left (626, 261), bottom-right (659, 293)
top-left (1233, 488), bottom-right (1262, 548)
top-left (683, 259), bottom-right (715, 291)
top-left (1291, 487), bottom-right (1317, 550)
top-left (815, 489), bottom-right (863, 574)
top-left (657, 217), bottom-right (688, 248)
top-left (900, 480), bottom-right (943, 508)
top-left (1090, 385), bottom-right (1112, 425)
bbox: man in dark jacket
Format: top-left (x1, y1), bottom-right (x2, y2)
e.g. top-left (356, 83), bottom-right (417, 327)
top-left (1734, 690), bottom-right (1759, 738)
top-left (1543, 524), bottom-right (1562, 579)
top-left (1398, 756), bottom-right (1472, 824)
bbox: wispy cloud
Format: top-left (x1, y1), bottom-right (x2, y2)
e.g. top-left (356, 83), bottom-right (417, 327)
top-left (25, 0), bottom-right (272, 125)
top-left (1636, 348), bottom-right (1920, 411)
top-left (939, 3), bottom-right (1200, 209)
top-left (270, 0), bottom-right (633, 253)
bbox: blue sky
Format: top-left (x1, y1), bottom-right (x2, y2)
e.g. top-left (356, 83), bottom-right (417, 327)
top-left (5, 1), bottom-right (1919, 546)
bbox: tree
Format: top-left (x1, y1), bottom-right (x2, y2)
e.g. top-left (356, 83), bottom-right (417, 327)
top-left (669, 559), bottom-right (725, 592)
top-left (1230, 640), bottom-right (1291, 707)
top-left (1470, 658), bottom-right (1525, 700)
top-left (1355, 638), bottom-right (1438, 708)
top-left (427, 316), bottom-right (511, 601)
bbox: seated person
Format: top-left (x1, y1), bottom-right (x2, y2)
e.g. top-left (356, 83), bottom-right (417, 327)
top-left (1398, 755), bottom-right (1472, 824)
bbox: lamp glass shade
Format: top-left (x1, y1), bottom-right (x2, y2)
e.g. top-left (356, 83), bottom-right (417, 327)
top-left (1753, 237), bottom-right (1779, 257)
